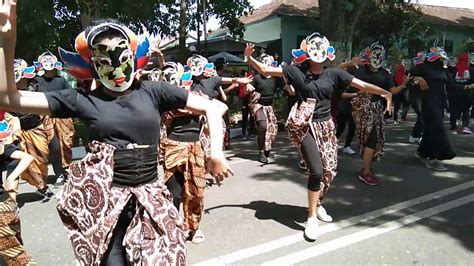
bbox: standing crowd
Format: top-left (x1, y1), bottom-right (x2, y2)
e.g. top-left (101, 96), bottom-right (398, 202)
top-left (0, 0), bottom-right (473, 264)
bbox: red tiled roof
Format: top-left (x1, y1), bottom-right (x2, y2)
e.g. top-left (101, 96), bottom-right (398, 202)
top-left (418, 5), bottom-right (474, 28)
top-left (238, 0), bottom-right (473, 28)
top-left (241, 0), bottom-right (319, 24)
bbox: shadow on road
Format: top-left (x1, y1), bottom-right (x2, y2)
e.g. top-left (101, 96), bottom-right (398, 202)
top-left (206, 201), bottom-right (307, 231)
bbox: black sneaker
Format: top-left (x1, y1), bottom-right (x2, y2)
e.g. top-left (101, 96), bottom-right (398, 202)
top-left (258, 151), bottom-right (268, 164)
top-left (36, 186), bottom-right (54, 199)
top-left (54, 173), bottom-right (69, 187)
top-left (298, 160), bottom-right (308, 171)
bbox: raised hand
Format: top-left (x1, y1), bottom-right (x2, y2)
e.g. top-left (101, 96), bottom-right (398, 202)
top-left (0, 0), bottom-right (17, 42)
top-left (244, 43), bottom-right (255, 60)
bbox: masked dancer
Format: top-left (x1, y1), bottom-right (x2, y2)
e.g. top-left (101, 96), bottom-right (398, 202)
top-left (244, 33), bottom-right (392, 241)
top-left (0, 7), bottom-right (233, 264)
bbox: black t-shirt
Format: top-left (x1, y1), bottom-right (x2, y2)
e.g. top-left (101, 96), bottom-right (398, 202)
top-left (35, 75), bottom-right (73, 92)
top-left (251, 74), bottom-right (282, 106)
top-left (9, 112), bottom-right (42, 130)
top-left (350, 65), bottom-right (394, 102)
top-left (283, 65), bottom-right (354, 121)
top-left (192, 76), bottom-right (223, 100)
top-left (45, 81), bottom-right (189, 148)
top-left (167, 76), bottom-right (223, 142)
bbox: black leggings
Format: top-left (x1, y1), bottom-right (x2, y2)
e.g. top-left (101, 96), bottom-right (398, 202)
top-left (101, 197), bottom-right (137, 266)
top-left (255, 109), bottom-right (267, 151)
top-left (165, 171), bottom-right (185, 210)
top-left (300, 132), bottom-right (324, 192)
top-left (49, 134), bottom-right (67, 177)
top-left (336, 111), bottom-right (355, 148)
top-left (366, 127), bottom-right (377, 150)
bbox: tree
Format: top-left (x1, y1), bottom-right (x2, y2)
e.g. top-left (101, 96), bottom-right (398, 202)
top-left (16, 0), bottom-right (251, 62)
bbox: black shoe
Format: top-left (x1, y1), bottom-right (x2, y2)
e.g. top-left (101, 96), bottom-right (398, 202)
top-left (298, 160), bottom-right (308, 171)
top-left (36, 186), bottom-right (54, 199)
top-left (54, 173), bottom-right (69, 187)
top-left (258, 151), bottom-right (268, 163)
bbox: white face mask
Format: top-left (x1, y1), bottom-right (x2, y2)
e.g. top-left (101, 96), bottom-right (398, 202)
top-left (369, 48), bottom-right (385, 69)
top-left (40, 55), bottom-right (57, 71)
top-left (260, 55), bottom-right (275, 67)
top-left (187, 55), bottom-right (208, 76)
top-left (449, 58), bottom-right (458, 68)
top-left (91, 39), bottom-right (136, 92)
top-left (148, 69), bottom-right (162, 82)
top-left (470, 54), bottom-right (474, 65)
top-left (306, 36), bottom-right (330, 63)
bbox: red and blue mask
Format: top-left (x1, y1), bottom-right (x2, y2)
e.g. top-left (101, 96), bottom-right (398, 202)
top-left (34, 51), bottom-right (63, 75)
top-left (292, 32), bottom-right (335, 64)
top-left (14, 59), bottom-right (36, 83)
top-left (360, 42), bottom-right (386, 69)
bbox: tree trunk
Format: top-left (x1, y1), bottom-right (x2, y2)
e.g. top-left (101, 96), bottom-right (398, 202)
top-left (179, 0), bottom-right (189, 51)
top-left (77, 0), bottom-right (103, 28)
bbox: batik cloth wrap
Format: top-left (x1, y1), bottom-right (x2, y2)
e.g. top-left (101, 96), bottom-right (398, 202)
top-left (0, 197), bottom-right (37, 265)
top-left (286, 99), bottom-right (338, 204)
top-left (18, 123), bottom-right (50, 189)
top-left (56, 141), bottom-right (187, 265)
top-left (162, 138), bottom-right (207, 231)
top-left (42, 116), bottom-right (75, 168)
top-left (351, 92), bottom-right (385, 161)
top-left (248, 91), bottom-right (278, 151)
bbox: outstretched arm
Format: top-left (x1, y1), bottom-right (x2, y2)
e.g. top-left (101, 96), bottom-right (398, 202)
top-left (350, 78), bottom-right (393, 114)
top-left (0, 0), bottom-right (51, 115)
top-left (244, 43), bottom-right (284, 77)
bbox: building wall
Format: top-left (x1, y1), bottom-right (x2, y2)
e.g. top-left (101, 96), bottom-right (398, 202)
top-left (280, 16), bottom-right (320, 62)
top-left (430, 25), bottom-right (473, 56)
top-left (243, 17), bottom-right (283, 43)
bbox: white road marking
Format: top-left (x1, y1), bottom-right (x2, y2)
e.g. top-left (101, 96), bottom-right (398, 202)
top-left (263, 194), bottom-right (474, 265)
top-left (194, 180), bottom-right (474, 265)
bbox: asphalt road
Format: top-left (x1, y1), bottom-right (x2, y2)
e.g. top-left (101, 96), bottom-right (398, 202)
top-left (15, 114), bottom-right (474, 265)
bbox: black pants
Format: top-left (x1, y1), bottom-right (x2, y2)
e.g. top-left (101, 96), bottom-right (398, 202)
top-left (336, 111), bottom-right (355, 148)
top-left (0, 159), bottom-right (19, 187)
top-left (165, 171), bottom-right (185, 210)
top-left (101, 197), bottom-right (137, 266)
top-left (255, 109), bottom-right (268, 151)
top-left (409, 92), bottom-right (424, 138)
top-left (394, 90), bottom-right (410, 121)
top-left (300, 132), bottom-right (324, 192)
top-left (241, 97), bottom-right (255, 136)
top-left (449, 98), bottom-right (470, 130)
top-left (49, 134), bottom-right (66, 177)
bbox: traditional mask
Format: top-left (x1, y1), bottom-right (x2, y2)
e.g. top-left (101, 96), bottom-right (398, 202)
top-left (292, 32), bottom-right (335, 64)
top-left (58, 22), bottom-right (150, 91)
top-left (148, 68), bottom-right (162, 82)
top-left (360, 42), bottom-right (386, 69)
top-left (259, 54), bottom-right (277, 67)
top-left (91, 38), bottom-right (136, 92)
top-left (203, 63), bottom-right (217, 78)
top-left (413, 51), bottom-right (426, 65)
top-left (426, 47), bottom-right (449, 62)
top-left (469, 53), bottom-right (474, 65)
top-left (449, 57), bottom-right (458, 68)
top-left (13, 59), bottom-right (36, 83)
top-left (162, 62), bottom-right (185, 86)
top-left (187, 55), bottom-right (208, 76)
top-left (34, 51), bottom-right (63, 75)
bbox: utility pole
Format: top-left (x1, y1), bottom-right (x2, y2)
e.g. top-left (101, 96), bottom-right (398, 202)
top-left (203, 0), bottom-right (208, 56)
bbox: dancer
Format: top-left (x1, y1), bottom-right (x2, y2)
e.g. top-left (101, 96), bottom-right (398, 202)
top-left (411, 47), bottom-right (474, 171)
top-left (449, 52), bottom-right (473, 134)
top-left (344, 42), bottom-right (408, 186)
top-left (0, 112), bottom-right (36, 265)
top-left (245, 53), bottom-right (283, 163)
top-left (0, 8), bottom-right (232, 264)
top-left (244, 32), bottom-right (392, 241)
top-left (33, 51), bottom-right (75, 186)
top-left (408, 51), bottom-right (426, 144)
top-left (393, 61), bottom-right (410, 124)
top-left (10, 59), bottom-right (55, 199)
top-left (163, 55), bottom-right (251, 244)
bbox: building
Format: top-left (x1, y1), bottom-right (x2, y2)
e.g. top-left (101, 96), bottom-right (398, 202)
top-left (208, 0), bottom-right (473, 61)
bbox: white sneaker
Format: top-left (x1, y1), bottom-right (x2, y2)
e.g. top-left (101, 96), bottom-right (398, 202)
top-left (304, 217), bottom-right (319, 241)
top-left (408, 135), bottom-right (421, 144)
top-left (317, 205), bottom-right (333, 222)
top-left (426, 160), bottom-right (448, 171)
top-left (342, 146), bottom-right (356, 155)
